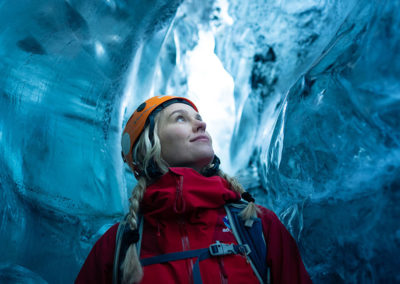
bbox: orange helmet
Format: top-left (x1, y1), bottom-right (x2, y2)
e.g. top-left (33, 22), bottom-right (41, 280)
top-left (121, 95), bottom-right (198, 169)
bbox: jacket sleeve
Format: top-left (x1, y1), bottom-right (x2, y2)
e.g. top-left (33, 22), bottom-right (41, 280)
top-left (258, 206), bottom-right (312, 284)
top-left (75, 223), bottom-right (119, 284)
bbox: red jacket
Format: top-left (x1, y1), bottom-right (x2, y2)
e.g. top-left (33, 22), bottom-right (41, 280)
top-left (76, 168), bottom-right (312, 283)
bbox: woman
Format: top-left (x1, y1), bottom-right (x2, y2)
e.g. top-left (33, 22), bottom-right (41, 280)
top-left (75, 95), bottom-right (312, 284)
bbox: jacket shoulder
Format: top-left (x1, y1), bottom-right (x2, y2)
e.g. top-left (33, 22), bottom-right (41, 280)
top-left (75, 223), bottom-right (119, 284)
top-left (255, 205), bottom-right (313, 283)
top-left (256, 205), bottom-right (281, 222)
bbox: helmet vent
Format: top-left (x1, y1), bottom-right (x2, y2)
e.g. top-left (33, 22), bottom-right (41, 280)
top-left (136, 102), bottom-right (146, 112)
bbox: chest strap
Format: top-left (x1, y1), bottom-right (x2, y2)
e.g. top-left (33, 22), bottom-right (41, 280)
top-left (140, 241), bottom-right (251, 284)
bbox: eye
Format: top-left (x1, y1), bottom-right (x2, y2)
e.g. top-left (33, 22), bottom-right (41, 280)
top-left (176, 115), bottom-right (186, 122)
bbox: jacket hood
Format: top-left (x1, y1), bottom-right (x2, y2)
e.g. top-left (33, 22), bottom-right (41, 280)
top-left (140, 167), bottom-right (240, 219)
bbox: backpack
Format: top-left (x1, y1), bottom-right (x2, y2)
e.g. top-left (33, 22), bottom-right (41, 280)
top-left (112, 201), bottom-right (270, 284)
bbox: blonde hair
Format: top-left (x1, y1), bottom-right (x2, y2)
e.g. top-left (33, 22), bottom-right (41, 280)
top-left (121, 111), bottom-right (259, 284)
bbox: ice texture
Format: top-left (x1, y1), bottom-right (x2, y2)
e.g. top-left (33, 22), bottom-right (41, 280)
top-left (1, 0), bottom-right (399, 283)
top-left (0, 263), bottom-right (47, 284)
top-left (0, 0), bottom-right (182, 282)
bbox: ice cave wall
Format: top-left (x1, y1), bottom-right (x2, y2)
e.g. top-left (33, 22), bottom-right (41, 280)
top-left (0, 0), bottom-right (183, 282)
top-left (0, 0), bottom-right (399, 283)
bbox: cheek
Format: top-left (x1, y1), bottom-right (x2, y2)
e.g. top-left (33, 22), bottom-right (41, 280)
top-left (160, 127), bottom-right (188, 150)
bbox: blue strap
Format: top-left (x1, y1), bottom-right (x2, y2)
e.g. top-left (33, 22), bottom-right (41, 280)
top-left (140, 242), bottom-right (250, 284)
top-left (141, 248), bottom-right (210, 284)
top-left (192, 250), bottom-right (211, 284)
top-left (226, 204), bottom-right (268, 283)
top-left (141, 248), bottom-right (209, 266)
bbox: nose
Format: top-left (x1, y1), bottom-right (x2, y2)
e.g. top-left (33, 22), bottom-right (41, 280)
top-left (193, 119), bottom-right (206, 132)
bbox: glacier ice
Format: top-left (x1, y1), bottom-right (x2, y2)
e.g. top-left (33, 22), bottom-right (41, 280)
top-left (0, 0), bottom-right (182, 282)
top-left (0, 263), bottom-right (47, 284)
top-left (1, 0), bottom-right (399, 283)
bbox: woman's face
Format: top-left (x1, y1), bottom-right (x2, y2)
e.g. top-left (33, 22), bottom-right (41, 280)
top-left (157, 103), bottom-right (214, 172)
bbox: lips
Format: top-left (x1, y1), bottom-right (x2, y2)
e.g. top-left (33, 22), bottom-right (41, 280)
top-left (190, 135), bottom-right (210, 142)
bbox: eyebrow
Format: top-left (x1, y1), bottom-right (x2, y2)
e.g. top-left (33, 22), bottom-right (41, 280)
top-left (169, 109), bottom-right (202, 120)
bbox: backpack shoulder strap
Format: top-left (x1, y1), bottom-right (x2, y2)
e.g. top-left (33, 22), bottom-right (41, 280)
top-left (112, 215), bottom-right (126, 284)
top-left (112, 213), bottom-right (143, 284)
top-left (113, 205), bottom-right (269, 283)
top-left (225, 202), bottom-right (270, 284)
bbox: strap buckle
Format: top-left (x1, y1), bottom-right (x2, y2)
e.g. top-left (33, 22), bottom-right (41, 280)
top-left (238, 243), bottom-right (251, 256)
top-left (209, 241), bottom-right (251, 256)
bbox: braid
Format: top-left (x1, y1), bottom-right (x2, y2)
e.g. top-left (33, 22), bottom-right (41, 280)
top-left (121, 113), bottom-right (167, 284)
top-left (121, 177), bottom-right (147, 284)
top-left (127, 178), bottom-right (147, 230)
top-left (217, 170), bottom-right (260, 220)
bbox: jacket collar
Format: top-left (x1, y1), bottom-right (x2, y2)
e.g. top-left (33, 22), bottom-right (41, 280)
top-left (140, 167), bottom-right (240, 218)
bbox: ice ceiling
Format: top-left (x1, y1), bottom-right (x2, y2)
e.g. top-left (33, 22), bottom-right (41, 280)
top-left (1, 0), bottom-right (399, 283)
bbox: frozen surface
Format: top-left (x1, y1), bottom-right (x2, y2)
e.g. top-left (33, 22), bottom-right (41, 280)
top-left (0, 0), bottom-right (181, 282)
top-left (0, 263), bottom-right (47, 284)
top-left (1, 0), bottom-right (399, 283)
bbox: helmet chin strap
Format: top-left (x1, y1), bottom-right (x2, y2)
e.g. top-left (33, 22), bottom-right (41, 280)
top-left (203, 155), bottom-right (221, 177)
top-left (146, 158), bottom-right (163, 179)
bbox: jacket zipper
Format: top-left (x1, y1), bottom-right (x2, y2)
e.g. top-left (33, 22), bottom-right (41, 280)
top-left (218, 257), bottom-right (228, 284)
top-left (175, 175), bottom-right (193, 283)
top-left (178, 216), bottom-right (194, 283)
top-left (174, 175), bottom-right (186, 213)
